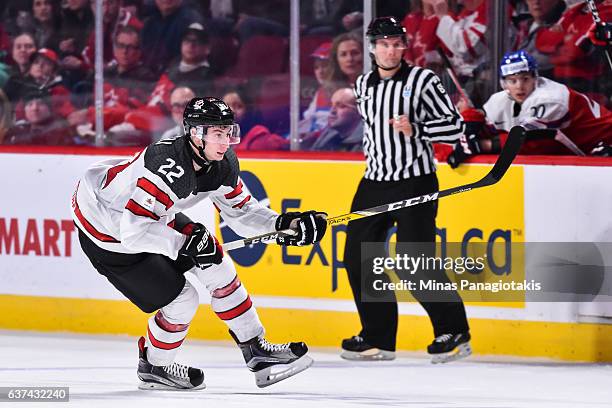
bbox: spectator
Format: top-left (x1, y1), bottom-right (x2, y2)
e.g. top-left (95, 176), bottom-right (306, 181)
top-left (12, 48), bottom-right (75, 119)
top-left (81, 0), bottom-right (143, 70)
top-left (326, 32), bottom-right (363, 90)
top-left (227, 87), bottom-right (289, 151)
top-left (303, 87), bottom-right (363, 152)
top-left (535, 0), bottom-right (611, 100)
top-left (300, 1), bottom-right (362, 35)
top-left (57, 0), bottom-right (95, 88)
top-left (156, 86), bottom-right (195, 141)
top-left (233, 0), bottom-right (289, 42)
top-left (29, 0), bottom-right (62, 50)
top-left (426, 0), bottom-right (489, 105)
top-left (2, 2), bottom-right (34, 38)
top-left (428, 0), bottom-right (488, 76)
top-left (3, 90), bottom-right (73, 145)
top-left (402, 1), bottom-right (443, 68)
top-left (221, 86), bottom-right (263, 135)
top-left (58, 0), bottom-right (94, 56)
top-left (299, 41), bottom-right (333, 135)
top-left (0, 89), bottom-right (12, 143)
top-left (140, 0), bottom-right (202, 75)
top-left (116, 22), bottom-right (214, 139)
top-left (68, 25), bottom-right (156, 134)
top-left (513, 0), bottom-right (566, 79)
top-left (6, 32), bottom-right (37, 78)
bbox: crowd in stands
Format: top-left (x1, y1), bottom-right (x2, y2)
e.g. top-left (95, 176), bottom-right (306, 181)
top-left (0, 0), bottom-right (609, 159)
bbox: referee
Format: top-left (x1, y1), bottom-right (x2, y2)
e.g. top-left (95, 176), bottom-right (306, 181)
top-left (341, 17), bottom-right (471, 363)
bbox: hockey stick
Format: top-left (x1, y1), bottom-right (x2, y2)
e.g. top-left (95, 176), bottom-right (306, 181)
top-left (524, 128), bottom-right (586, 156)
top-left (586, 0), bottom-right (612, 72)
top-left (437, 48), bottom-right (474, 108)
top-left (221, 126), bottom-right (526, 252)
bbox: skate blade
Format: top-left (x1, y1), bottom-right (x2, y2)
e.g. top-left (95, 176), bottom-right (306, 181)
top-left (138, 381), bottom-right (206, 391)
top-left (431, 342), bottom-right (472, 364)
top-left (255, 355), bottom-right (314, 388)
top-left (340, 349), bottom-right (396, 361)
top-left (138, 374), bottom-right (206, 391)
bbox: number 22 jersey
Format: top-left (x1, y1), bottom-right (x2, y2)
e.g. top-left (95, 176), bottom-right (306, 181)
top-left (71, 136), bottom-right (277, 259)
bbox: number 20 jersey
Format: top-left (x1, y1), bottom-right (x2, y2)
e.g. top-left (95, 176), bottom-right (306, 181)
top-left (71, 136), bottom-right (277, 259)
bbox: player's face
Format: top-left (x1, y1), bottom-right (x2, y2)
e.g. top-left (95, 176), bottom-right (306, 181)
top-left (336, 40), bottom-right (363, 79)
top-left (201, 127), bottom-right (231, 161)
top-left (503, 73), bottom-right (536, 103)
top-left (373, 37), bottom-right (406, 70)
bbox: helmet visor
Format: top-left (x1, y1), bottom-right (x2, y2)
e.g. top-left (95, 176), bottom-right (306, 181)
top-left (193, 124), bottom-right (241, 145)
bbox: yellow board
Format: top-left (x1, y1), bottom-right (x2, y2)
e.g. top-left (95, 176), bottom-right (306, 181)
top-left (1, 294), bottom-right (611, 363)
top-left (227, 160), bottom-right (525, 308)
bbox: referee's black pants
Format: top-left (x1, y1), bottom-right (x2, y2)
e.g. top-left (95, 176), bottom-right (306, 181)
top-left (343, 173), bottom-right (469, 351)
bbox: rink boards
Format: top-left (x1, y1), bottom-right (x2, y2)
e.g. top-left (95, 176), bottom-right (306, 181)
top-left (0, 148), bottom-right (611, 362)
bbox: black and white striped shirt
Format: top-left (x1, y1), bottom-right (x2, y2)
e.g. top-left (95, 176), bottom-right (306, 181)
top-left (354, 61), bottom-right (464, 181)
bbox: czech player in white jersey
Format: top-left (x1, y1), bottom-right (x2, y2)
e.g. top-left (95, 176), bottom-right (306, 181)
top-left (71, 97), bottom-right (327, 390)
top-left (448, 50), bottom-right (612, 164)
top-left (484, 50), bottom-right (612, 155)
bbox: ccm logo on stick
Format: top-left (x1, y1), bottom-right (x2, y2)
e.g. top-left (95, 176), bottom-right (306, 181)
top-left (388, 193), bottom-right (439, 211)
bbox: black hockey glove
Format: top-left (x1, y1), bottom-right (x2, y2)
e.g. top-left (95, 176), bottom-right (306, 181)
top-left (178, 224), bottom-right (223, 269)
top-left (276, 211), bottom-right (328, 246)
top-left (447, 132), bottom-right (482, 169)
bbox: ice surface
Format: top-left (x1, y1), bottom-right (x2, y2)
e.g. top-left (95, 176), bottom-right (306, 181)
top-left (0, 331), bottom-right (610, 408)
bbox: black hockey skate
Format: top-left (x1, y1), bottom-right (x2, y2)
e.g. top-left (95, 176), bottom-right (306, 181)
top-left (136, 337), bottom-right (206, 390)
top-left (340, 335), bottom-right (395, 361)
top-left (230, 330), bottom-right (313, 388)
top-left (427, 332), bottom-right (472, 364)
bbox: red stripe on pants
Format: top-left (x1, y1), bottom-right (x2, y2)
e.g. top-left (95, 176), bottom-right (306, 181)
top-left (215, 296), bottom-right (253, 320)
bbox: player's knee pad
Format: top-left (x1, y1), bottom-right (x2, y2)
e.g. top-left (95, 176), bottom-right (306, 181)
top-left (193, 255), bottom-right (238, 292)
top-left (160, 280), bottom-right (199, 324)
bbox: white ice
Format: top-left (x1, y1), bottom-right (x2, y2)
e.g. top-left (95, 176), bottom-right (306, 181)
top-left (0, 330), bottom-right (610, 408)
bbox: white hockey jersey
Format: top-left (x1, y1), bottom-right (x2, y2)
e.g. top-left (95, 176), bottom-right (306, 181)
top-left (483, 77), bottom-right (612, 154)
top-left (71, 136), bottom-right (278, 259)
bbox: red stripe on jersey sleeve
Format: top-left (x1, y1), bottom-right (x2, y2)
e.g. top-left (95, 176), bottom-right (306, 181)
top-left (73, 194), bottom-right (120, 243)
top-left (147, 327), bottom-right (185, 350)
top-left (102, 150), bottom-right (142, 189)
top-left (215, 296), bottom-right (253, 320)
top-left (136, 177), bottom-right (174, 210)
top-left (232, 195), bottom-right (251, 209)
top-left (125, 199), bottom-right (160, 221)
top-left (224, 180), bottom-right (243, 199)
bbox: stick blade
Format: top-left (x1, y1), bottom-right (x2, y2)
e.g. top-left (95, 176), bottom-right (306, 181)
top-left (488, 125), bottom-right (525, 182)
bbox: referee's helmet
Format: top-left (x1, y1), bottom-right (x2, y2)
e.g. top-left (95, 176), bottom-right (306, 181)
top-left (366, 16), bottom-right (407, 43)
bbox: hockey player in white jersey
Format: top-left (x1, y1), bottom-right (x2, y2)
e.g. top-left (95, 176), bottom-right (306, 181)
top-left (71, 97), bottom-right (327, 390)
top-left (447, 50), bottom-right (612, 164)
